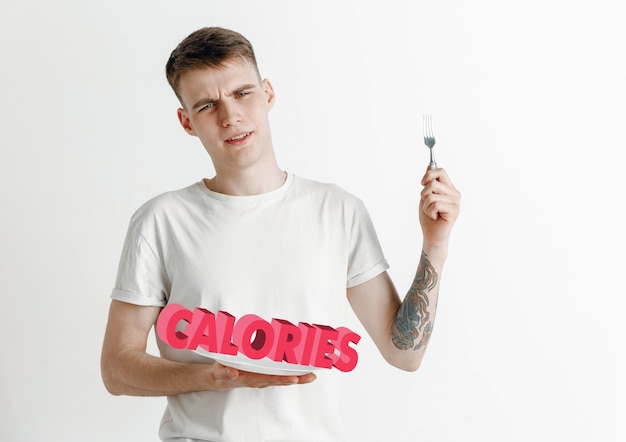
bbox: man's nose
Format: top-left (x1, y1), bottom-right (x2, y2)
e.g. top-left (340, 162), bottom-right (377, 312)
top-left (219, 101), bottom-right (242, 127)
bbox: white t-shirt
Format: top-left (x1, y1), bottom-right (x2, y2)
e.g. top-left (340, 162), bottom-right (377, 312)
top-left (111, 174), bottom-right (389, 441)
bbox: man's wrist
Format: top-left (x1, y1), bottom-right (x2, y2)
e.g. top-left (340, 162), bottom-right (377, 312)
top-left (422, 241), bottom-right (449, 262)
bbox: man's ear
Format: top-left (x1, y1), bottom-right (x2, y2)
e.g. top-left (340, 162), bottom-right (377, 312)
top-left (177, 108), bottom-right (196, 136)
top-left (262, 79), bottom-right (276, 110)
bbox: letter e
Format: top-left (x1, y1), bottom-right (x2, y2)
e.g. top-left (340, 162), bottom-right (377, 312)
top-left (311, 324), bottom-right (339, 369)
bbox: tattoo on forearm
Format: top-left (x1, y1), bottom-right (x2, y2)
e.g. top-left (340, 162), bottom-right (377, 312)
top-left (391, 251), bottom-right (438, 351)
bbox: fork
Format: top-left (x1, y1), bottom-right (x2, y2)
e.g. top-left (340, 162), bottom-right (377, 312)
top-left (423, 114), bottom-right (437, 170)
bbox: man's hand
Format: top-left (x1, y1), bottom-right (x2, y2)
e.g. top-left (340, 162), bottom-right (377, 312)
top-left (419, 167), bottom-right (461, 249)
top-left (101, 300), bottom-right (317, 397)
top-left (210, 363), bottom-right (317, 391)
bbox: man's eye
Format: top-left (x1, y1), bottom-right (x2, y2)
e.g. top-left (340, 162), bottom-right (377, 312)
top-left (237, 92), bottom-right (249, 98)
top-left (199, 103), bottom-right (214, 112)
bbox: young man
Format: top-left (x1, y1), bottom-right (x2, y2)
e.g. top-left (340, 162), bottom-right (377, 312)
top-left (101, 27), bottom-right (461, 441)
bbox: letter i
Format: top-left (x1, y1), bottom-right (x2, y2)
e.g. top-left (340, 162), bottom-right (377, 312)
top-left (293, 322), bottom-right (317, 366)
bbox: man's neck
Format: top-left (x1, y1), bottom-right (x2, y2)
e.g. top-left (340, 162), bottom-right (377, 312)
top-left (204, 166), bottom-right (287, 196)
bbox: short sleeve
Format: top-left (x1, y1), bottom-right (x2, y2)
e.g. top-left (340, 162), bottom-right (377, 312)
top-left (346, 199), bottom-right (389, 288)
top-left (110, 220), bottom-right (170, 307)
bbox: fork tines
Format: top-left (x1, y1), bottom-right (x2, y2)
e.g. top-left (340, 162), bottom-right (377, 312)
top-left (423, 114), bottom-right (437, 169)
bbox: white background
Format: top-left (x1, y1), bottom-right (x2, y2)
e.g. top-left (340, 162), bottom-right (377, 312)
top-left (1, 0), bottom-right (625, 441)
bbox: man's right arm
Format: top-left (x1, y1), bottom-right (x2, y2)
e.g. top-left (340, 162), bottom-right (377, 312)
top-left (100, 300), bottom-right (316, 396)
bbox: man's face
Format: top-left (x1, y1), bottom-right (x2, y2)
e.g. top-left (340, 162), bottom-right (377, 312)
top-left (176, 60), bottom-right (275, 172)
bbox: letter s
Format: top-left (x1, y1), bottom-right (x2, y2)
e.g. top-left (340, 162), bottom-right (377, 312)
top-left (332, 327), bottom-right (361, 372)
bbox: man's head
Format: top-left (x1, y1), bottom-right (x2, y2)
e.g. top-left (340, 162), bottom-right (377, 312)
top-left (167, 27), bottom-right (277, 176)
top-left (166, 27), bottom-right (261, 102)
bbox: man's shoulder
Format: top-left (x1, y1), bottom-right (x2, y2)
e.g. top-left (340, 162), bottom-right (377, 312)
top-left (292, 175), bottom-right (359, 202)
top-left (128, 182), bottom-right (202, 225)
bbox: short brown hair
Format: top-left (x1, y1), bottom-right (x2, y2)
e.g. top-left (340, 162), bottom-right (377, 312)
top-left (165, 27), bottom-right (260, 100)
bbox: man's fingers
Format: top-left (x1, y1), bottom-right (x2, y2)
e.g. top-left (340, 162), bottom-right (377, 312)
top-left (420, 185), bottom-right (461, 221)
top-left (421, 167), bottom-right (455, 188)
top-left (422, 199), bottom-right (461, 221)
top-left (296, 372), bottom-right (317, 384)
top-left (421, 182), bottom-right (461, 206)
top-left (213, 363), bottom-right (317, 389)
top-left (236, 371), bottom-right (314, 388)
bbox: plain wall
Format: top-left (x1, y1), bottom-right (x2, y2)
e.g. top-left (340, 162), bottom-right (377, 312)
top-left (1, 0), bottom-right (625, 441)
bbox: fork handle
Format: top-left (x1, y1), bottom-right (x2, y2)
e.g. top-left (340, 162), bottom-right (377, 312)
top-left (429, 149), bottom-right (437, 170)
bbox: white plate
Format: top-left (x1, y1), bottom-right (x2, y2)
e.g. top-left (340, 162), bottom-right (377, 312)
top-left (193, 347), bottom-right (319, 376)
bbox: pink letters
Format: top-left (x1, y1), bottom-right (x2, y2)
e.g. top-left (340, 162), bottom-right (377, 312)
top-left (156, 304), bottom-right (361, 372)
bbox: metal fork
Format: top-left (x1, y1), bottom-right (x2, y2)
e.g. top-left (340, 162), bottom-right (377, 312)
top-left (423, 114), bottom-right (437, 170)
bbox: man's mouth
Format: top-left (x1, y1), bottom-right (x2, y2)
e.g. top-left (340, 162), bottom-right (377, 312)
top-left (227, 132), bottom-right (251, 142)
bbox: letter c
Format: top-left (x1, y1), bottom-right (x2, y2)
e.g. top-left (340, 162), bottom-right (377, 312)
top-left (156, 304), bottom-right (193, 349)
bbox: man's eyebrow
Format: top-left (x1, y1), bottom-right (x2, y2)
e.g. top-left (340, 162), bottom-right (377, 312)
top-left (231, 84), bottom-right (257, 95)
top-left (191, 96), bottom-right (217, 110)
top-left (191, 84), bottom-right (258, 110)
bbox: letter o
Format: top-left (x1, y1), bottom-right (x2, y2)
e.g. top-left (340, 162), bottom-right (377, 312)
top-left (234, 315), bottom-right (275, 360)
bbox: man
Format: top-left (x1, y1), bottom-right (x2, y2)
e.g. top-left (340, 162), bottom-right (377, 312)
top-left (101, 27), bottom-right (460, 441)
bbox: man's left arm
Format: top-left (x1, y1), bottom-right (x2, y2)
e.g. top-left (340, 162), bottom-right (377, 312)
top-left (347, 167), bottom-right (461, 371)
